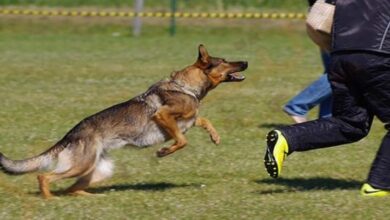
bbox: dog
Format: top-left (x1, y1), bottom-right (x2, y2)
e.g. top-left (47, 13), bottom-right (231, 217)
top-left (0, 44), bottom-right (248, 198)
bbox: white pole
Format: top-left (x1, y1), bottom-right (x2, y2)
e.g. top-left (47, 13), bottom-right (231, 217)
top-left (133, 0), bottom-right (144, 36)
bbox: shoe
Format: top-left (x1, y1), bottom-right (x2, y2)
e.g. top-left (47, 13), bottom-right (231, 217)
top-left (264, 130), bottom-right (289, 178)
top-left (361, 183), bottom-right (390, 197)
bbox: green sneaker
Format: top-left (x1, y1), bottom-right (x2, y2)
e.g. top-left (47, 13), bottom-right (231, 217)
top-left (264, 130), bottom-right (289, 178)
top-left (361, 183), bottom-right (390, 197)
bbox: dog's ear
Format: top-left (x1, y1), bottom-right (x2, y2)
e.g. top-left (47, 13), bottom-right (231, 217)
top-left (198, 44), bottom-right (209, 62)
top-left (196, 44), bottom-right (211, 69)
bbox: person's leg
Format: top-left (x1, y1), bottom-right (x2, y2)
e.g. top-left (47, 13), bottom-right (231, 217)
top-left (318, 51), bottom-right (332, 118)
top-left (367, 131), bottom-right (390, 191)
top-left (265, 53), bottom-right (374, 177)
top-left (265, 110), bottom-right (373, 178)
top-left (318, 95), bottom-right (332, 118)
top-left (281, 100), bottom-right (372, 152)
top-left (282, 54), bottom-right (373, 152)
top-left (320, 50), bottom-right (331, 74)
top-left (284, 49), bottom-right (332, 122)
top-left (352, 54), bottom-right (390, 191)
top-left (318, 51), bottom-right (333, 118)
top-left (284, 74), bottom-right (332, 122)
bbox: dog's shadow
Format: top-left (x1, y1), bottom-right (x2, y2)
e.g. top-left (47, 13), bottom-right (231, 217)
top-left (29, 182), bottom-right (199, 197)
top-left (254, 177), bottom-right (362, 194)
top-left (89, 182), bottom-right (199, 194)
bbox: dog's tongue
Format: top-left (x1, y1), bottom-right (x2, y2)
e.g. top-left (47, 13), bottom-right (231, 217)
top-left (229, 72), bottom-right (245, 81)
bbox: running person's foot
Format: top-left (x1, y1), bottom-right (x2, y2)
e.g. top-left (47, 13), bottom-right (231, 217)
top-left (290, 115), bottom-right (307, 123)
top-left (264, 130), bottom-right (289, 178)
top-left (361, 183), bottom-right (390, 197)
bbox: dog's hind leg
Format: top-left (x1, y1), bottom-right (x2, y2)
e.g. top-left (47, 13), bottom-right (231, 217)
top-left (37, 174), bottom-right (53, 199)
top-left (65, 156), bottom-right (113, 196)
top-left (195, 117), bottom-right (220, 145)
top-left (37, 168), bottom-right (88, 199)
top-left (37, 141), bottom-right (101, 199)
top-left (64, 172), bottom-right (94, 196)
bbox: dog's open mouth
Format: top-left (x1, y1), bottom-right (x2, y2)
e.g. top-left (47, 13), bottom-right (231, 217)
top-left (227, 72), bottom-right (246, 82)
top-left (226, 61), bottom-right (248, 82)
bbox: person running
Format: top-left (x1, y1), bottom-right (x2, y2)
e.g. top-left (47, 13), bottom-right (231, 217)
top-left (264, 0), bottom-right (390, 196)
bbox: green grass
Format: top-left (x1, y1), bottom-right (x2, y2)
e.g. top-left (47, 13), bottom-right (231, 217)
top-left (1, 16), bottom-right (390, 219)
top-left (0, 0), bottom-right (307, 11)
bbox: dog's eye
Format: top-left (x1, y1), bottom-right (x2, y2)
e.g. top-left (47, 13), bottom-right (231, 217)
top-left (206, 63), bottom-right (213, 69)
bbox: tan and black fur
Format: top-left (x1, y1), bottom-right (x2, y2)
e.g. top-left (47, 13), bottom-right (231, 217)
top-left (0, 45), bottom-right (248, 198)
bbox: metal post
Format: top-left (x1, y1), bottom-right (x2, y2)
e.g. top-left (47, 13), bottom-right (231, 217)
top-left (133, 0), bottom-right (144, 36)
top-left (170, 0), bottom-right (177, 36)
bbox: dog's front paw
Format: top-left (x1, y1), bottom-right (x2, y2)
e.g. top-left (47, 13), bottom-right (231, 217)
top-left (156, 147), bottom-right (171, 157)
top-left (210, 132), bottom-right (221, 145)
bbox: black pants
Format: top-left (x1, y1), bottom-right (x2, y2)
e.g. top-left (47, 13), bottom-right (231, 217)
top-left (279, 52), bottom-right (390, 189)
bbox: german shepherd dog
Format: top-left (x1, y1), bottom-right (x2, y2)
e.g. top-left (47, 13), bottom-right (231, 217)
top-left (0, 45), bottom-right (248, 198)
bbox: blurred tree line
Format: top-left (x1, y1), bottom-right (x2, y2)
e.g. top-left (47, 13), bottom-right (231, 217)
top-left (0, 0), bottom-right (306, 11)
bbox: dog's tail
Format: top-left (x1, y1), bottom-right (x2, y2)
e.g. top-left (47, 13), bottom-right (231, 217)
top-left (0, 143), bottom-right (65, 175)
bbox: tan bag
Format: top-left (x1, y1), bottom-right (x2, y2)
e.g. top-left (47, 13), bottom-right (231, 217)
top-left (306, 0), bottom-right (335, 51)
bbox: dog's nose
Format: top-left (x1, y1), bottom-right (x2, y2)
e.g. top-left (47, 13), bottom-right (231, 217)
top-left (242, 61), bottom-right (248, 69)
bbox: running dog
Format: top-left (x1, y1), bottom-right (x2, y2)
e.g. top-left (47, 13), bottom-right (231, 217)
top-left (0, 44), bottom-right (248, 198)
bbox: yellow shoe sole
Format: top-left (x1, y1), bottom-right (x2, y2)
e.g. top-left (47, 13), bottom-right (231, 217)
top-left (264, 130), bottom-right (288, 178)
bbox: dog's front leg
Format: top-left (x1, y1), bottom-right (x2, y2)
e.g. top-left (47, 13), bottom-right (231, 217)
top-left (195, 117), bottom-right (220, 145)
top-left (153, 106), bottom-right (188, 157)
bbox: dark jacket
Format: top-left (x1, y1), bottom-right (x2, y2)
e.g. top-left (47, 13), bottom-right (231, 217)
top-left (308, 0), bottom-right (316, 6)
top-left (332, 0), bottom-right (390, 54)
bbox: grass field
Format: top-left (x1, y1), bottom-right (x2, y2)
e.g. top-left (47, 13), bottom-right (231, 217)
top-left (1, 15), bottom-right (390, 220)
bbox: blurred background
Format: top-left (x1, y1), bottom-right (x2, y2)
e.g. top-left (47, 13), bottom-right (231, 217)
top-left (0, 0), bottom-right (306, 10)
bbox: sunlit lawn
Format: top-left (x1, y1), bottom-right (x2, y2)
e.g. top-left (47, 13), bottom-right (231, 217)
top-left (0, 16), bottom-right (389, 219)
